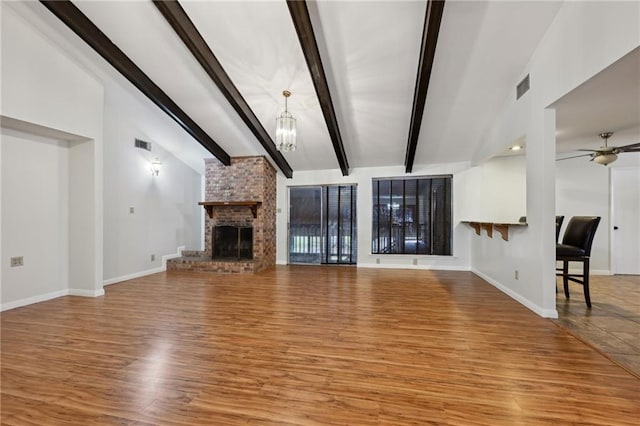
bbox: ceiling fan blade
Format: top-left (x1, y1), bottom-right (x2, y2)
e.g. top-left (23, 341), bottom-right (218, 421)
top-left (576, 149), bottom-right (600, 152)
top-left (616, 142), bottom-right (640, 151)
top-left (556, 153), bottom-right (593, 161)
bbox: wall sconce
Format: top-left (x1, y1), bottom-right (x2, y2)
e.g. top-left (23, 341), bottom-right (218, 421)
top-left (151, 158), bottom-right (162, 176)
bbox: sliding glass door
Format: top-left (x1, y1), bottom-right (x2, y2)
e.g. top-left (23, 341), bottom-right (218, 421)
top-left (289, 187), bottom-right (323, 264)
top-left (289, 185), bottom-right (357, 265)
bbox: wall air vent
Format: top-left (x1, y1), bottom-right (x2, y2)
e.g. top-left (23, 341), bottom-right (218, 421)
top-left (516, 74), bottom-right (530, 100)
top-left (134, 138), bottom-right (152, 151)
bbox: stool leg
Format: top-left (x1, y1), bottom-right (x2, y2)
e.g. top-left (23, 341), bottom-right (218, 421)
top-left (583, 258), bottom-right (591, 308)
top-left (563, 260), bottom-right (570, 299)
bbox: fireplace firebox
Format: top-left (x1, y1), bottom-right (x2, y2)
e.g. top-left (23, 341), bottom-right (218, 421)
top-left (213, 226), bottom-right (253, 260)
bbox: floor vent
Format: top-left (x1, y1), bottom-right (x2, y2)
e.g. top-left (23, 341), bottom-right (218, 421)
top-left (516, 74), bottom-right (530, 100)
top-left (135, 138), bottom-right (152, 151)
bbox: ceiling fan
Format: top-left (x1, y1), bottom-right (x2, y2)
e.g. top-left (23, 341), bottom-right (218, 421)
top-left (558, 132), bottom-right (640, 165)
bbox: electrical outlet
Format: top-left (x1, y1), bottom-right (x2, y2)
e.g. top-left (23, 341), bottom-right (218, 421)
top-left (151, 254), bottom-right (155, 261)
top-left (129, 207), bottom-right (135, 214)
top-left (10, 256), bottom-right (24, 267)
top-left (515, 270), bottom-right (519, 280)
top-left (413, 258), bottom-right (418, 265)
top-left (277, 208), bottom-right (282, 213)
top-left (376, 258), bottom-right (380, 264)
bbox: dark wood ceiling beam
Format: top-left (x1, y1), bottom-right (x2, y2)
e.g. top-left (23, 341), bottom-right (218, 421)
top-left (286, 0), bottom-right (350, 176)
top-left (404, 0), bottom-right (446, 173)
top-left (152, 1), bottom-right (293, 178)
top-left (40, 0), bottom-right (231, 166)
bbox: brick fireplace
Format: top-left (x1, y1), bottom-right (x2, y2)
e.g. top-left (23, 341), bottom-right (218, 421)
top-left (167, 156), bottom-right (276, 273)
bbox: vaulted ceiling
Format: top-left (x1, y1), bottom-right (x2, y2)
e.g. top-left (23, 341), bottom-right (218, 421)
top-left (16, 0), bottom-right (632, 177)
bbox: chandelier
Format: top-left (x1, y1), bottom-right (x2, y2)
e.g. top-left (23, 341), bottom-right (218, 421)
top-left (275, 90), bottom-right (296, 152)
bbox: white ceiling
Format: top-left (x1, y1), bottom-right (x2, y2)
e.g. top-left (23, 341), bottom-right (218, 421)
top-left (416, 0), bottom-right (562, 164)
top-left (9, 1), bottom-right (637, 176)
top-left (553, 46), bottom-right (640, 153)
top-left (310, 0), bottom-right (426, 168)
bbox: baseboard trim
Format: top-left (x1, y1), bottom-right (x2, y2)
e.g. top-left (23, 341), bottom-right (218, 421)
top-left (103, 266), bottom-right (165, 286)
top-left (565, 268), bottom-right (612, 276)
top-left (471, 268), bottom-right (558, 319)
top-left (68, 288), bottom-right (105, 297)
top-left (1, 289), bottom-right (69, 312)
top-left (271, 261), bottom-right (470, 271)
top-left (103, 246), bottom-right (185, 286)
top-left (1, 286), bottom-right (104, 312)
top-left (163, 246), bottom-right (185, 269)
top-left (358, 263), bottom-right (470, 271)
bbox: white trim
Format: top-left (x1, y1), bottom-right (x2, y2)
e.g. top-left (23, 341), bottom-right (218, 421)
top-left (358, 263), bottom-right (470, 271)
top-left (162, 245), bottom-right (185, 269)
top-left (276, 261), bottom-right (469, 271)
top-left (1, 284), bottom-right (109, 311)
top-left (103, 246), bottom-right (184, 286)
top-left (566, 268), bottom-right (612, 276)
top-left (610, 166), bottom-right (640, 275)
top-left (610, 166), bottom-right (615, 274)
top-left (1, 289), bottom-right (69, 312)
top-left (472, 268), bottom-right (558, 319)
top-left (103, 266), bottom-right (165, 286)
top-left (69, 288), bottom-right (105, 297)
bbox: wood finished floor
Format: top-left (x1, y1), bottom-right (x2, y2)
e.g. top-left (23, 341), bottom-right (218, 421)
top-left (2, 266), bottom-right (639, 425)
top-left (554, 274), bottom-right (640, 377)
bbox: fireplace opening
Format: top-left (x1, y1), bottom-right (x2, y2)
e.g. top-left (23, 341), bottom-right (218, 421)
top-left (213, 226), bottom-right (253, 260)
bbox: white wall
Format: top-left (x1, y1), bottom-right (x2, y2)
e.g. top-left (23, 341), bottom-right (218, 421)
top-left (556, 158), bottom-right (610, 273)
top-left (1, 130), bottom-right (70, 305)
top-left (0, 5), bottom-right (103, 140)
top-left (102, 103), bottom-right (203, 283)
top-left (1, 3), bottom-right (104, 309)
top-left (277, 162), bottom-right (472, 270)
top-left (469, 1), bottom-right (640, 317)
top-left (463, 155), bottom-right (532, 313)
top-left (466, 155), bottom-right (527, 223)
top-left (1, 4), bottom-right (204, 303)
top-left (556, 152), bottom-right (640, 275)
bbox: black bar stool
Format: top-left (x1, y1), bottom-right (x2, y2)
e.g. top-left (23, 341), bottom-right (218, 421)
top-left (556, 216), bottom-right (601, 307)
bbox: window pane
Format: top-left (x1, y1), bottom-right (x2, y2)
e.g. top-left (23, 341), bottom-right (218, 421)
top-left (339, 186), bottom-right (353, 263)
top-left (323, 185), bottom-right (357, 264)
top-left (351, 187), bottom-right (358, 262)
top-left (376, 180), bottom-right (391, 253)
top-left (431, 178), bottom-right (452, 255)
top-left (289, 187), bottom-right (322, 263)
top-left (372, 176), bottom-right (452, 256)
top-left (372, 181), bottom-right (379, 253)
top-left (404, 179), bottom-right (417, 254)
top-left (418, 179), bottom-right (431, 254)
top-left (390, 180), bottom-right (404, 253)
top-left (324, 186), bottom-right (339, 263)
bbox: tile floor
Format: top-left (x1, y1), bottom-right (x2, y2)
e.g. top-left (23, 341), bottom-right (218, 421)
top-left (554, 274), bottom-right (640, 377)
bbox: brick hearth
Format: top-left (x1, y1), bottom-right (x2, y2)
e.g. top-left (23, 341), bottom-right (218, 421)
top-left (167, 156), bottom-right (276, 273)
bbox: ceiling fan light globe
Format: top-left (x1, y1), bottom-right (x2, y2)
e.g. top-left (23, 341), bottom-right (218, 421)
top-left (593, 153), bottom-right (617, 165)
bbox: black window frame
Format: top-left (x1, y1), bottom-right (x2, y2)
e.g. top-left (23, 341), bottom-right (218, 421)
top-left (372, 175), bottom-right (452, 256)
